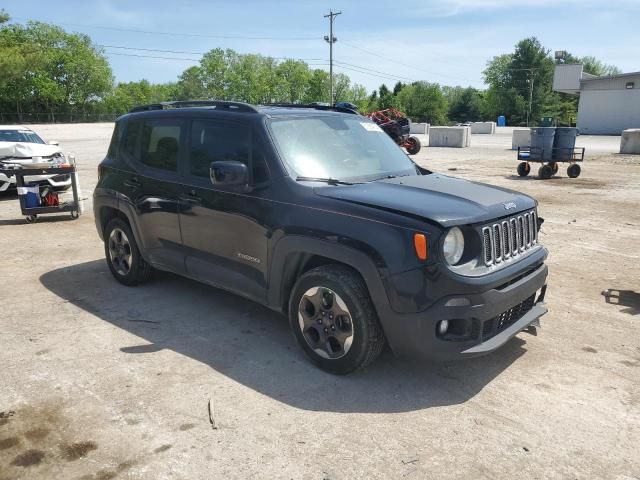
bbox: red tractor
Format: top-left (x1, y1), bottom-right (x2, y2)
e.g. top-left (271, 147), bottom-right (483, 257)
top-left (367, 108), bottom-right (421, 155)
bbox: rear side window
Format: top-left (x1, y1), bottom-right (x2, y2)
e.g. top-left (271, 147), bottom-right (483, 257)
top-left (140, 119), bottom-right (182, 171)
top-left (107, 122), bottom-right (120, 159)
top-left (121, 119), bottom-right (141, 158)
top-left (189, 120), bottom-right (250, 178)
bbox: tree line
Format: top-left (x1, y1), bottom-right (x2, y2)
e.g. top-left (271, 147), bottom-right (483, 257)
top-left (0, 11), bottom-right (621, 126)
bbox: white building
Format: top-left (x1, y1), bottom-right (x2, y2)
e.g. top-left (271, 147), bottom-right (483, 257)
top-left (553, 64), bottom-right (640, 135)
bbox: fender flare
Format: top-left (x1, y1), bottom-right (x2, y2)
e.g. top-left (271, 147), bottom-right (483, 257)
top-left (267, 235), bottom-right (394, 322)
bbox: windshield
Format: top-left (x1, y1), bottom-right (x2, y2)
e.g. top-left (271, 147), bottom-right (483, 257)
top-left (0, 130), bottom-right (46, 144)
top-left (269, 116), bottom-right (418, 181)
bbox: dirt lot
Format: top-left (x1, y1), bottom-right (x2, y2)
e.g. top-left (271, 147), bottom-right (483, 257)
top-left (1, 124), bottom-right (639, 480)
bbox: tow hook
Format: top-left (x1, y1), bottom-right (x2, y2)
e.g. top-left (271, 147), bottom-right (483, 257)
top-left (525, 318), bottom-right (541, 336)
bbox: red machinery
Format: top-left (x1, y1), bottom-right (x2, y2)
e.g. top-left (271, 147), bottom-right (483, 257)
top-left (367, 108), bottom-right (421, 155)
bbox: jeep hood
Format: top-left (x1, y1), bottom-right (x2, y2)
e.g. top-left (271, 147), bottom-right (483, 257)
top-left (0, 142), bottom-right (62, 160)
top-left (314, 174), bottom-right (536, 227)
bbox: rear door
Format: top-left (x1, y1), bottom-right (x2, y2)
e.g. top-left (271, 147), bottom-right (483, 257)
top-left (179, 117), bottom-right (271, 302)
top-left (119, 116), bottom-right (186, 273)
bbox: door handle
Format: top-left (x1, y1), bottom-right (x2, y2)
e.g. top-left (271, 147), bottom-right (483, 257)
top-left (182, 189), bottom-right (201, 202)
top-left (124, 177), bottom-right (142, 189)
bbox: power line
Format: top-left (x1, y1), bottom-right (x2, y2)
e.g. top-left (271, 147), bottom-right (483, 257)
top-left (11, 17), bottom-right (318, 41)
top-left (334, 60), bottom-right (416, 83)
top-left (334, 64), bottom-right (415, 83)
top-left (341, 40), bottom-right (472, 83)
top-left (99, 44), bottom-right (325, 62)
top-left (104, 51), bottom-right (328, 67)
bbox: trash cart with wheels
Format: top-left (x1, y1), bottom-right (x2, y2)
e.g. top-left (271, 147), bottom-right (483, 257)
top-left (516, 146), bottom-right (585, 179)
top-left (0, 165), bottom-right (81, 223)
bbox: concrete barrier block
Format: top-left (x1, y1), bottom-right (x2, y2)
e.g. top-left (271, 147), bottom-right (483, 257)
top-left (620, 129), bottom-right (640, 154)
top-left (429, 127), bottom-right (471, 148)
top-left (410, 122), bottom-right (429, 134)
top-left (512, 129), bottom-right (531, 150)
top-left (470, 122), bottom-right (496, 134)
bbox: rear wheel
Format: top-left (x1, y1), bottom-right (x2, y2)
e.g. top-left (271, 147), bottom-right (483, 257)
top-left (549, 162), bottom-right (559, 174)
top-left (289, 265), bottom-right (385, 374)
top-left (538, 164), bottom-right (553, 179)
top-left (104, 218), bottom-right (152, 286)
top-left (517, 162), bottom-right (530, 177)
top-left (567, 163), bottom-right (581, 178)
top-left (405, 136), bottom-right (421, 155)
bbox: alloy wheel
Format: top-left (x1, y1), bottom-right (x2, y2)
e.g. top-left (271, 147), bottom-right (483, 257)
top-left (298, 287), bottom-right (354, 359)
top-left (108, 227), bottom-right (133, 276)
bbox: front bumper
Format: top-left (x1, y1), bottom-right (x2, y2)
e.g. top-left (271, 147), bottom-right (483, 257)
top-left (380, 259), bottom-right (549, 361)
top-left (0, 171), bottom-right (72, 189)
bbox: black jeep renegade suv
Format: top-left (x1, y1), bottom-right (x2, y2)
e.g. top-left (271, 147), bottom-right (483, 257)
top-left (94, 100), bottom-right (548, 374)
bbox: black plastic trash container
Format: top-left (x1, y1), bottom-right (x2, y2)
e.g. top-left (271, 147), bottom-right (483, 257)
top-left (553, 127), bottom-right (578, 160)
top-left (531, 127), bottom-right (556, 161)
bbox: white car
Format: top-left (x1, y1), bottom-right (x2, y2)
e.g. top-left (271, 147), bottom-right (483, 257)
top-left (0, 126), bottom-right (73, 192)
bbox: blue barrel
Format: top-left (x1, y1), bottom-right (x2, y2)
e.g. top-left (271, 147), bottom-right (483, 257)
top-left (553, 127), bottom-right (578, 160)
top-left (497, 115), bottom-right (506, 127)
top-left (530, 127), bottom-right (556, 161)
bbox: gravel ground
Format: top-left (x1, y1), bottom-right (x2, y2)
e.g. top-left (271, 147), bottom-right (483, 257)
top-left (0, 124), bottom-right (638, 480)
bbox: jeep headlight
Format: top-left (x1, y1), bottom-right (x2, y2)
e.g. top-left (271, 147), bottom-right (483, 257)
top-left (443, 227), bottom-right (464, 265)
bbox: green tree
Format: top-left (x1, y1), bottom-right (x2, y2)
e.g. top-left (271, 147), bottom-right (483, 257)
top-left (275, 59), bottom-right (310, 103)
top-left (483, 37), bottom-right (554, 126)
top-left (304, 69), bottom-right (330, 103)
top-left (443, 86), bottom-right (486, 122)
top-left (0, 19), bottom-right (112, 120)
top-left (396, 82), bottom-right (448, 124)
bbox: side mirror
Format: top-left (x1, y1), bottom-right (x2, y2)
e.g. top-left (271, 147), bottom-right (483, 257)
top-left (210, 161), bottom-right (248, 188)
top-left (48, 140), bottom-right (60, 146)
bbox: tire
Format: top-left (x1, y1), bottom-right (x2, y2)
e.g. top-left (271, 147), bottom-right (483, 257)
top-left (538, 164), bottom-right (553, 180)
top-left (517, 162), bottom-right (530, 177)
top-left (567, 163), bottom-right (581, 178)
top-left (549, 162), bottom-right (559, 174)
top-left (405, 136), bottom-right (421, 155)
top-left (104, 217), bottom-right (152, 286)
top-left (288, 265), bottom-right (385, 375)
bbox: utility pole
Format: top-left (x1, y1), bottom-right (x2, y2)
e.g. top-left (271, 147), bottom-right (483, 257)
top-left (324, 9), bottom-right (341, 105)
top-left (527, 69), bottom-right (535, 127)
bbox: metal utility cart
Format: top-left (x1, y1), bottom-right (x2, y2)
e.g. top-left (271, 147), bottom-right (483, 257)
top-left (0, 165), bottom-right (80, 223)
top-left (516, 146), bottom-right (585, 179)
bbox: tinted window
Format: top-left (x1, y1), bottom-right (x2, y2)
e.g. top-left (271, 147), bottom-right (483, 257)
top-left (140, 119), bottom-right (182, 171)
top-left (121, 120), bottom-right (141, 158)
top-left (189, 120), bottom-right (249, 178)
top-left (107, 123), bottom-right (120, 159)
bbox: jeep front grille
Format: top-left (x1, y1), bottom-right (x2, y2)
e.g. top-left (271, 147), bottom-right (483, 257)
top-left (482, 210), bottom-right (538, 266)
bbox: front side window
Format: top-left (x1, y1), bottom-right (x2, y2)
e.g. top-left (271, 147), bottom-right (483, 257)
top-left (268, 116), bottom-right (417, 182)
top-left (189, 120), bottom-right (250, 178)
top-left (140, 119), bottom-right (182, 171)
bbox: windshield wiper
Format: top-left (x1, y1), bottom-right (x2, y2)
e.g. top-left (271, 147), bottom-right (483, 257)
top-left (296, 176), bottom-right (357, 185)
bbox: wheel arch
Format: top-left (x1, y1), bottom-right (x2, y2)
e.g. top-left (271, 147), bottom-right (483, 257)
top-left (268, 236), bottom-right (393, 322)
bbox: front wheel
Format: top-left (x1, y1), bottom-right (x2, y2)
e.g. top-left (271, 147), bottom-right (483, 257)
top-left (288, 265), bottom-right (385, 374)
top-left (104, 218), bottom-right (152, 286)
top-left (404, 136), bottom-right (421, 155)
top-left (517, 162), bottom-right (530, 177)
top-left (538, 164), bottom-right (553, 179)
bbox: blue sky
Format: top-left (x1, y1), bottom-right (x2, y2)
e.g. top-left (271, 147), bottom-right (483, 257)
top-left (4, 0), bottom-right (639, 91)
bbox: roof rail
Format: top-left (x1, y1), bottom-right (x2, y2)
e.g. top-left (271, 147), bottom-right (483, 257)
top-left (261, 103), bottom-right (360, 115)
top-left (129, 100), bottom-right (259, 113)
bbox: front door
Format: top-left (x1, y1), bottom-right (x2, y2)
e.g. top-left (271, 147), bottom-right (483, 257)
top-left (179, 118), bottom-right (271, 302)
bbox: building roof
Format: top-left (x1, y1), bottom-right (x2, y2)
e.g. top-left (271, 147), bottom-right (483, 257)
top-left (581, 71), bottom-right (640, 83)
